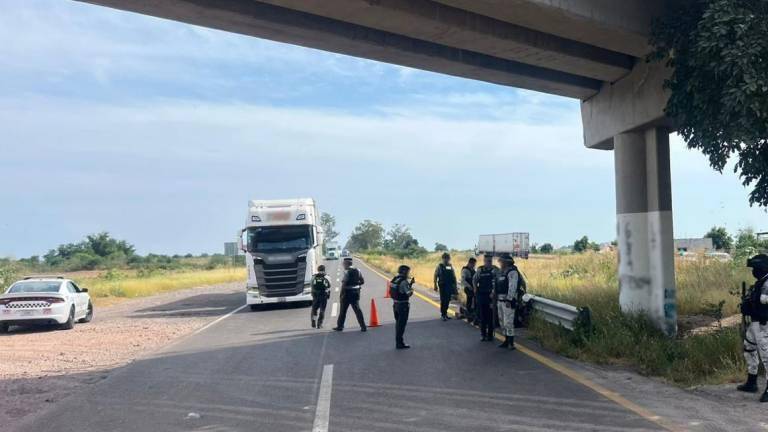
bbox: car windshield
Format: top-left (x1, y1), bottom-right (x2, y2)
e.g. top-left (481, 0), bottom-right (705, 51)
top-left (7, 281), bottom-right (61, 294)
top-left (247, 225), bottom-right (313, 252)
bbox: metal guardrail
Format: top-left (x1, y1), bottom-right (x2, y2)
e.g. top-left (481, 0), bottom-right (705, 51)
top-left (522, 294), bottom-right (591, 332)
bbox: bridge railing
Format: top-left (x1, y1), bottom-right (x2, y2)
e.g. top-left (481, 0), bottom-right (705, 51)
top-left (522, 294), bottom-right (592, 332)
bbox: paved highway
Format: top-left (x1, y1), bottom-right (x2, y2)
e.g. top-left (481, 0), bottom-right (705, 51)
top-left (18, 259), bottom-right (666, 432)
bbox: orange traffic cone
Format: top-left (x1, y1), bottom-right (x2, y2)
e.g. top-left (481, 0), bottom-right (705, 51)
top-left (385, 281), bottom-right (391, 298)
top-left (369, 298), bottom-right (380, 328)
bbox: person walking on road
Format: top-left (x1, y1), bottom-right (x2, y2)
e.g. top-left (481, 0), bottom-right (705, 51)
top-left (390, 264), bottom-right (415, 349)
top-left (473, 254), bottom-right (497, 342)
top-left (737, 254), bottom-right (768, 401)
top-left (434, 252), bottom-right (457, 321)
top-left (461, 257), bottom-right (477, 324)
top-left (310, 265), bottom-right (331, 329)
top-left (333, 257), bottom-right (367, 332)
top-left (495, 253), bottom-right (524, 350)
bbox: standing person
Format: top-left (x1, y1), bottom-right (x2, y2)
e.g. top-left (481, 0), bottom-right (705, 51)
top-left (495, 253), bottom-right (524, 350)
top-left (390, 265), bottom-right (415, 349)
top-left (434, 252), bottom-right (457, 321)
top-left (737, 254), bottom-right (768, 401)
top-left (461, 257), bottom-right (477, 324)
top-left (473, 254), bottom-right (497, 342)
top-left (310, 265), bottom-right (331, 328)
top-left (333, 257), bottom-right (367, 332)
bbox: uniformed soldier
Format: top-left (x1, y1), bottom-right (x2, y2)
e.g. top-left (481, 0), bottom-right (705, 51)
top-left (310, 265), bottom-right (331, 329)
top-left (473, 254), bottom-right (497, 342)
top-left (390, 264), bottom-right (415, 349)
top-left (333, 257), bottom-right (367, 332)
top-left (434, 252), bottom-right (457, 321)
top-left (495, 253), bottom-right (525, 350)
top-left (461, 257), bottom-right (477, 324)
top-left (737, 254), bottom-right (768, 401)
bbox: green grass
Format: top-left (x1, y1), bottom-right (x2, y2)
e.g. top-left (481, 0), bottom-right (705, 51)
top-left (361, 251), bottom-right (749, 386)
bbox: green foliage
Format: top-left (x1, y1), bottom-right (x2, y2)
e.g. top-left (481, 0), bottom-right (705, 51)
top-left (572, 236), bottom-right (599, 253)
top-left (320, 212), bottom-right (339, 245)
top-left (539, 243), bottom-right (554, 254)
top-left (650, 0), bottom-right (768, 207)
top-left (434, 242), bottom-right (448, 252)
top-left (705, 226), bottom-right (734, 251)
top-left (382, 224), bottom-right (428, 258)
top-left (346, 220), bottom-right (385, 251)
top-left (43, 232), bottom-right (135, 269)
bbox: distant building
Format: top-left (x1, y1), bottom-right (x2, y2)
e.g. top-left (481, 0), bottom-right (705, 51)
top-left (674, 238), bottom-right (714, 253)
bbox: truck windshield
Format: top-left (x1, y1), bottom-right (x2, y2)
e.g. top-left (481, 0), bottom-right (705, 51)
top-left (247, 226), bottom-right (313, 252)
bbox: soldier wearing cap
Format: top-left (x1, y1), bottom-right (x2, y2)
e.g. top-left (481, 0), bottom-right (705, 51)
top-left (473, 254), bottom-right (498, 342)
top-left (434, 252), bottom-right (457, 321)
top-left (390, 264), bottom-right (415, 349)
top-left (333, 257), bottom-right (367, 332)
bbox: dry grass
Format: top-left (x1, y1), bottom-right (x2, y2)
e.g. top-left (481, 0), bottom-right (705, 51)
top-left (361, 251), bottom-right (751, 386)
top-left (74, 268), bottom-right (245, 305)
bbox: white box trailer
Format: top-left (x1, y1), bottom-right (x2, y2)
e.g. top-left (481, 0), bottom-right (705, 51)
top-left (477, 233), bottom-right (530, 259)
top-left (239, 198), bottom-right (321, 310)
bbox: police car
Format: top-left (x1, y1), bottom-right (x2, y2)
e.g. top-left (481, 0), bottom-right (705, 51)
top-left (0, 276), bottom-right (93, 333)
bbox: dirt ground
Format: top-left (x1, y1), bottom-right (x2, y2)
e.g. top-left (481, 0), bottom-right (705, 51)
top-left (0, 282), bottom-right (243, 431)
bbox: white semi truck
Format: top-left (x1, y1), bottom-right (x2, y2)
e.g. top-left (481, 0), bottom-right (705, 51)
top-left (325, 242), bottom-right (340, 260)
top-left (477, 233), bottom-right (530, 259)
top-left (239, 198), bottom-right (321, 310)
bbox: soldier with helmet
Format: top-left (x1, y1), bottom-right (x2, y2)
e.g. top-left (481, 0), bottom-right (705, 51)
top-left (737, 254), bottom-right (768, 401)
top-left (434, 252), bottom-right (457, 321)
top-left (495, 253), bottom-right (525, 350)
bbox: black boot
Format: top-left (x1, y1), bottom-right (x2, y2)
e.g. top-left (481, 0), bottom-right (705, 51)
top-left (761, 385), bottom-right (768, 403)
top-left (508, 336), bottom-right (516, 351)
top-left (737, 373), bottom-right (759, 393)
top-left (316, 319), bottom-right (323, 329)
top-left (498, 336), bottom-right (510, 349)
top-left (311, 319), bottom-right (316, 328)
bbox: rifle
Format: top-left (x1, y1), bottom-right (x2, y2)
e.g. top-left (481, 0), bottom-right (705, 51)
top-left (741, 281), bottom-right (748, 338)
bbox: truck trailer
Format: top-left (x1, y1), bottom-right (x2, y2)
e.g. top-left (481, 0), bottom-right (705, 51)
top-left (239, 198), bottom-right (321, 310)
top-left (477, 233), bottom-right (530, 259)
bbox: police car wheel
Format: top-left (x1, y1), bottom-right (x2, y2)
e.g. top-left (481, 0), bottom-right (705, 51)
top-left (60, 307), bottom-right (76, 330)
top-left (0, 323), bottom-right (9, 334)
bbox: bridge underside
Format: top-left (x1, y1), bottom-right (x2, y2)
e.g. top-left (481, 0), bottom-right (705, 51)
top-left (76, 0), bottom-right (678, 335)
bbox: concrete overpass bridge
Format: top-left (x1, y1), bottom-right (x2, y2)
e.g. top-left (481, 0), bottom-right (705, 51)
top-left (78, 0), bottom-right (677, 334)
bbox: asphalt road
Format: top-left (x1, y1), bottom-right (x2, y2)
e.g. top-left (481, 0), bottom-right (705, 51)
top-left (17, 259), bottom-right (666, 432)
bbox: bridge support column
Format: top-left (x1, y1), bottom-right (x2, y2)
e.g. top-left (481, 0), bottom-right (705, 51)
top-left (614, 127), bottom-right (676, 336)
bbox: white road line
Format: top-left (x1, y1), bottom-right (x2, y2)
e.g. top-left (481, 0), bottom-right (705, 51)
top-left (190, 304), bottom-right (247, 336)
top-left (312, 364), bottom-right (334, 432)
top-left (331, 302), bottom-right (339, 317)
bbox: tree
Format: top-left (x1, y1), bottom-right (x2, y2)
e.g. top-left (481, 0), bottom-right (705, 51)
top-left (434, 242), bottom-right (448, 252)
top-left (735, 228), bottom-right (768, 254)
top-left (539, 243), bottom-right (554, 254)
top-left (346, 220), bottom-right (385, 251)
top-left (320, 212), bottom-right (339, 244)
top-left (650, 0), bottom-right (768, 207)
top-left (704, 226), bottom-right (734, 251)
top-left (383, 224), bottom-right (427, 258)
top-left (573, 236), bottom-right (599, 253)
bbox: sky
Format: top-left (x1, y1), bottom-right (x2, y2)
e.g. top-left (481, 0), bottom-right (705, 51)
top-left (0, 0), bottom-right (765, 258)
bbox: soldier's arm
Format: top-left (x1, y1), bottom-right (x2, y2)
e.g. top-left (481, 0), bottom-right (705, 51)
top-left (358, 271), bottom-right (365, 285)
top-left (761, 280), bottom-right (768, 304)
top-left (324, 277), bottom-right (331, 289)
top-left (509, 271), bottom-right (519, 297)
top-left (433, 266), bottom-right (439, 290)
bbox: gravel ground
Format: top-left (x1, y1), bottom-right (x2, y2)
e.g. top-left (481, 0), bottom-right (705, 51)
top-left (0, 282), bottom-right (243, 431)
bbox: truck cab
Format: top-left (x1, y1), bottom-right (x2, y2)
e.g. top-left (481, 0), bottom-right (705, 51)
top-left (240, 198), bottom-right (320, 310)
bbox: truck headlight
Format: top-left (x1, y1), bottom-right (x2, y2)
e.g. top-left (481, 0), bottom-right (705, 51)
top-left (303, 283), bottom-right (311, 294)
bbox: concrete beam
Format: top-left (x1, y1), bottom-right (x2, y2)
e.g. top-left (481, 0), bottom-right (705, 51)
top-left (434, 0), bottom-right (664, 58)
top-left (259, 0), bottom-right (635, 82)
top-left (580, 61), bottom-right (671, 149)
top-left (77, 0), bottom-right (602, 99)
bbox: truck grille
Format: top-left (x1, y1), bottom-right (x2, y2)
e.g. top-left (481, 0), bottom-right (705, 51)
top-left (254, 258), bottom-right (307, 297)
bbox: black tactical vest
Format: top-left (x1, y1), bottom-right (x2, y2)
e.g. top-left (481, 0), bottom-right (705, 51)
top-left (476, 266), bottom-right (494, 296)
top-left (312, 274), bottom-right (328, 295)
top-left (748, 276), bottom-right (768, 322)
top-left (496, 266), bottom-right (520, 297)
top-left (390, 275), bottom-right (410, 301)
top-left (436, 263), bottom-right (456, 287)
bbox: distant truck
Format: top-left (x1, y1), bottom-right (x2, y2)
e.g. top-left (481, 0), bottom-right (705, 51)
top-left (239, 198), bottom-right (321, 310)
top-left (477, 233), bottom-right (530, 259)
top-left (325, 242), bottom-right (340, 260)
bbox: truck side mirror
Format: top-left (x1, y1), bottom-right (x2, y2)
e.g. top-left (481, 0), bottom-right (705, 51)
top-left (238, 230), bottom-right (246, 252)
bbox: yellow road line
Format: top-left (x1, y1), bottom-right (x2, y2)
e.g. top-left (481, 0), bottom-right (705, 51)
top-left (356, 258), bottom-right (681, 432)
